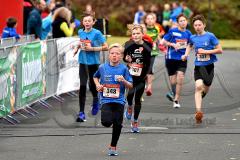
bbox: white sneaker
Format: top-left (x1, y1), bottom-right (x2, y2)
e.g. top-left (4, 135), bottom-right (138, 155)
top-left (173, 101), bottom-right (181, 108)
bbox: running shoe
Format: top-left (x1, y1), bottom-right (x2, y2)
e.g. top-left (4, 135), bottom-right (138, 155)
top-left (91, 102), bottom-right (99, 116)
top-left (166, 91), bottom-right (174, 102)
top-left (131, 120), bottom-right (140, 133)
top-left (108, 146), bottom-right (118, 156)
top-left (124, 106), bottom-right (132, 120)
top-left (145, 88), bottom-right (152, 96)
top-left (195, 111), bottom-right (204, 124)
top-left (76, 112), bottom-right (86, 122)
top-left (173, 100), bottom-right (181, 108)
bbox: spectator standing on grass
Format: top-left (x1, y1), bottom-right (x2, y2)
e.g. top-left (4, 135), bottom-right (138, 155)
top-left (134, 5), bottom-right (146, 24)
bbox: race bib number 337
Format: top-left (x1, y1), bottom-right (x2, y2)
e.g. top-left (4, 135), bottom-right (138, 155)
top-left (197, 54), bottom-right (210, 61)
top-left (103, 84), bottom-right (120, 98)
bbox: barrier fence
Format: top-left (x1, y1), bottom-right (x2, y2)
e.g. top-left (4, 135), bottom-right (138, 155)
top-left (0, 37), bottom-right (106, 124)
top-left (0, 35), bottom-right (35, 48)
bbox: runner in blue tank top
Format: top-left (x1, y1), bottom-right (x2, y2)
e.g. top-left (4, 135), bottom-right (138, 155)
top-left (161, 14), bottom-right (192, 108)
top-left (182, 14), bottom-right (223, 124)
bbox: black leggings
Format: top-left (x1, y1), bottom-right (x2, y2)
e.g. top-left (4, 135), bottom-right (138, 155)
top-left (79, 64), bottom-right (99, 112)
top-left (127, 80), bottom-right (145, 121)
top-left (101, 103), bottom-right (124, 147)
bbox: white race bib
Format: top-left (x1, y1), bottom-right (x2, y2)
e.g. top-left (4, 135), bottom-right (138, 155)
top-left (103, 84), bottom-right (120, 98)
top-left (197, 54), bottom-right (210, 61)
top-left (129, 64), bottom-right (143, 76)
top-left (176, 39), bottom-right (187, 49)
top-left (80, 39), bottom-right (91, 50)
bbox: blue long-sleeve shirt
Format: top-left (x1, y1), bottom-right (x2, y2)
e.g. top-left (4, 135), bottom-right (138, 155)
top-left (1, 27), bottom-right (20, 39)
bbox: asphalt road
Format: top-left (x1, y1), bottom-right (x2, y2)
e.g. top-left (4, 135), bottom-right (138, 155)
top-left (1, 50), bottom-right (240, 160)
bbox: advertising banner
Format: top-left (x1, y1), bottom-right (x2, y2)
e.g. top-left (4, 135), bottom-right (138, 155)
top-left (0, 47), bottom-right (17, 117)
top-left (56, 37), bottom-right (80, 95)
top-left (19, 42), bottom-right (46, 106)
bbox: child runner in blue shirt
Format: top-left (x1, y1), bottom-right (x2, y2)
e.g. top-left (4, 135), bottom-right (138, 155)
top-left (74, 11), bottom-right (108, 122)
top-left (182, 14), bottom-right (223, 124)
top-left (161, 14), bottom-right (192, 108)
top-left (93, 43), bottom-right (133, 156)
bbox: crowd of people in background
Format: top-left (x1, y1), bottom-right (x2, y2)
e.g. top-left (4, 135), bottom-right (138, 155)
top-left (134, 1), bottom-right (193, 32)
top-left (1, 1), bottom-right (193, 41)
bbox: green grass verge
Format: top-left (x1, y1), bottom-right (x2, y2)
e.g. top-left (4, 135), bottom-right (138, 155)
top-left (107, 36), bottom-right (129, 45)
top-left (220, 40), bottom-right (240, 50)
top-left (107, 36), bottom-right (240, 50)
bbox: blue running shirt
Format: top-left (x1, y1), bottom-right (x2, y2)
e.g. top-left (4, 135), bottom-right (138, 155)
top-left (94, 62), bottom-right (133, 105)
top-left (190, 32), bottom-right (219, 66)
top-left (78, 28), bottom-right (106, 65)
top-left (163, 27), bottom-right (192, 60)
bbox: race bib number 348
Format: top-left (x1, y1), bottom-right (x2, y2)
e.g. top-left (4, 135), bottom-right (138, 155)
top-left (103, 84), bottom-right (120, 98)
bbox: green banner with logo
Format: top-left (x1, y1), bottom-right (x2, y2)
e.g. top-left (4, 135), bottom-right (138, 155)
top-left (0, 48), bottom-right (17, 117)
top-left (20, 42), bottom-right (46, 106)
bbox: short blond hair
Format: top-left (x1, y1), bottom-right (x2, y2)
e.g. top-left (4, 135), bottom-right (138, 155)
top-left (132, 24), bottom-right (144, 33)
top-left (109, 43), bottom-right (124, 54)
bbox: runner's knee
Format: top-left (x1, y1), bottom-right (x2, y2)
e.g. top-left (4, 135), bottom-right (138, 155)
top-left (195, 84), bottom-right (204, 92)
top-left (177, 75), bottom-right (184, 85)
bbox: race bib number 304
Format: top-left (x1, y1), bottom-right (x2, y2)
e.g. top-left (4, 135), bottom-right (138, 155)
top-left (103, 84), bottom-right (120, 98)
top-left (197, 54), bottom-right (210, 61)
top-left (129, 64), bottom-right (143, 76)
